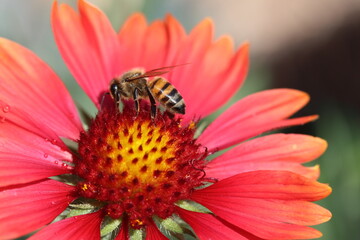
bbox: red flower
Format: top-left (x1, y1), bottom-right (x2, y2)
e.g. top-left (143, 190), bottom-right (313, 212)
top-left (0, 0), bottom-right (331, 239)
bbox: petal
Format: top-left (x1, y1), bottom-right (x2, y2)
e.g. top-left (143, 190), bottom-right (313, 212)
top-left (145, 220), bottom-right (168, 240)
top-left (163, 14), bottom-right (187, 64)
top-left (114, 217), bottom-right (129, 240)
top-left (28, 211), bottom-right (102, 240)
top-left (182, 42), bottom-right (249, 121)
top-left (191, 171), bottom-right (331, 239)
top-left (168, 19), bottom-right (214, 120)
top-left (118, 13), bottom-right (148, 71)
top-left (194, 200), bottom-right (325, 239)
top-left (193, 170), bottom-right (332, 201)
top-left (198, 89), bottom-right (317, 152)
top-left (176, 207), bottom-right (258, 240)
top-left (0, 179), bottom-right (76, 239)
top-left (206, 133), bottom-right (326, 180)
top-left (0, 153), bottom-right (71, 187)
top-left (139, 21), bottom-right (168, 70)
top-left (52, 0), bottom-right (121, 107)
top-left (0, 103), bottom-right (72, 158)
top-left (0, 38), bottom-right (82, 140)
top-left (170, 18), bottom-right (213, 93)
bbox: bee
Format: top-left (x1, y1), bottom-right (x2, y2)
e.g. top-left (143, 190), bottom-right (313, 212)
top-left (109, 66), bottom-right (185, 119)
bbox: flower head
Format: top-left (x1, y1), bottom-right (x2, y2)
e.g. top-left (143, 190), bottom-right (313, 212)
top-left (0, 0), bottom-right (331, 239)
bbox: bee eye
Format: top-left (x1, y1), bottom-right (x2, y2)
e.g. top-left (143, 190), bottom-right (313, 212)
top-left (110, 83), bottom-right (118, 95)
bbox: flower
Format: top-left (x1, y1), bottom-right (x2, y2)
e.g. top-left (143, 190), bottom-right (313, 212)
top-left (0, 0), bottom-right (331, 239)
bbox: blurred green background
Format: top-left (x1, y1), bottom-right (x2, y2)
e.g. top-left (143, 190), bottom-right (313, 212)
top-left (1, 0), bottom-right (359, 239)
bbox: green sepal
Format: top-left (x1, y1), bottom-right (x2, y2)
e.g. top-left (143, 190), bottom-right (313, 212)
top-left (176, 200), bottom-right (210, 213)
top-left (67, 208), bottom-right (93, 218)
top-left (159, 217), bottom-right (183, 234)
top-left (130, 229), bottom-right (143, 240)
top-left (101, 217), bottom-right (122, 237)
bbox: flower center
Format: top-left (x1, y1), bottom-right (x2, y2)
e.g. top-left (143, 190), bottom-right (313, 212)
top-left (74, 102), bottom-right (206, 228)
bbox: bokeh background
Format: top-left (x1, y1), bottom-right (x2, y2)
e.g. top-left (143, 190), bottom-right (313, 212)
top-left (1, 0), bottom-right (359, 239)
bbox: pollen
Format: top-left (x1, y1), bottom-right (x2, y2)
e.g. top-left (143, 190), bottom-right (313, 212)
top-left (74, 102), bottom-right (207, 227)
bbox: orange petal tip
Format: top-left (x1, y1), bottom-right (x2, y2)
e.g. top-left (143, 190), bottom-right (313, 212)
top-left (313, 137), bottom-right (328, 151)
top-left (236, 41), bottom-right (250, 59)
top-left (165, 13), bottom-right (175, 20)
top-left (240, 41), bottom-right (250, 50)
top-left (129, 12), bottom-right (146, 21)
top-left (215, 35), bottom-right (234, 52)
top-left (309, 114), bottom-right (319, 122)
top-left (193, 17), bottom-right (214, 34)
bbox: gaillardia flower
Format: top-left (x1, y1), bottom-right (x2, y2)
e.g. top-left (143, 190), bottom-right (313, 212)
top-left (0, 1), bottom-right (331, 239)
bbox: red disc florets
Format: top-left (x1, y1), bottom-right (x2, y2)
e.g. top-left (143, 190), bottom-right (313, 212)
top-left (73, 102), bottom-right (207, 228)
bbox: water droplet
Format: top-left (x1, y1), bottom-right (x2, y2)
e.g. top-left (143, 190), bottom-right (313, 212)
top-left (2, 105), bottom-right (10, 113)
top-left (62, 163), bottom-right (68, 168)
top-left (54, 160), bottom-right (59, 165)
top-left (51, 139), bottom-right (57, 145)
top-left (43, 153), bottom-right (48, 158)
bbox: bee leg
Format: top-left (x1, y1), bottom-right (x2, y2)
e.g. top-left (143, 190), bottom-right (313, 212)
top-left (133, 88), bottom-right (140, 117)
top-left (115, 92), bottom-right (121, 110)
top-left (146, 87), bottom-right (157, 119)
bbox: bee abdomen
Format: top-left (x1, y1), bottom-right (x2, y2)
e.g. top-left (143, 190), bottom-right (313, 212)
top-left (149, 77), bottom-right (186, 114)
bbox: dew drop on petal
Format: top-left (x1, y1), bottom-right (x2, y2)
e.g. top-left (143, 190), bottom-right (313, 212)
top-left (2, 105), bottom-right (10, 113)
top-left (43, 153), bottom-right (49, 158)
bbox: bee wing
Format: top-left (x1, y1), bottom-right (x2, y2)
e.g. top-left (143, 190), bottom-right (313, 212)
top-left (145, 64), bottom-right (189, 74)
top-left (126, 64), bottom-right (189, 81)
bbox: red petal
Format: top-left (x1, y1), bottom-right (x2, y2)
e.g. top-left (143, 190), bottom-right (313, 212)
top-left (184, 42), bottom-right (249, 121)
top-left (171, 18), bottom-right (213, 92)
top-left (198, 89), bottom-right (316, 152)
top-left (169, 19), bottom-right (214, 120)
top-left (118, 13), bottom-right (148, 71)
top-left (193, 170), bottom-right (331, 201)
top-left (145, 220), bottom-right (168, 240)
top-left (139, 20), bottom-right (168, 70)
top-left (28, 211), bottom-right (102, 240)
top-left (0, 101), bottom-right (64, 148)
top-left (52, 0), bottom-right (121, 107)
top-left (176, 207), bottom-right (258, 240)
top-left (0, 38), bottom-right (82, 140)
top-left (163, 14), bottom-right (186, 64)
top-left (0, 153), bottom-right (71, 187)
top-left (206, 133), bottom-right (326, 180)
top-left (0, 179), bottom-right (75, 239)
top-left (114, 217), bottom-right (129, 240)
top-left (191, 171), bottom-right (331, 239)
top-left (181, 37), bottom-right (233, 120)
top-left (0, 104), bottom-right (72, 155)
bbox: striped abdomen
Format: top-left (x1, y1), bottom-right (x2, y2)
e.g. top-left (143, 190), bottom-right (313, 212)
top-left (148, 77), bottom-right (185, 114)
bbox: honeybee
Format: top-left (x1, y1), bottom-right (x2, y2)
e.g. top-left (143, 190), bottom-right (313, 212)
top-left (109, 66), bottom-right (185, 119)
